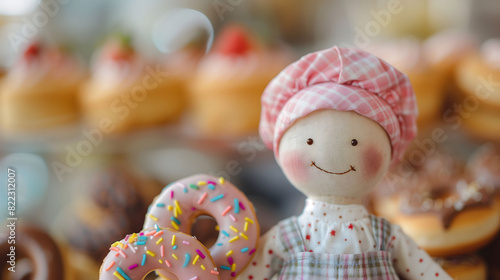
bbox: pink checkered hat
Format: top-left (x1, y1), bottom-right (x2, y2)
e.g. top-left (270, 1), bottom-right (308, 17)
top-left (259, 46), bottom-right (418, 165)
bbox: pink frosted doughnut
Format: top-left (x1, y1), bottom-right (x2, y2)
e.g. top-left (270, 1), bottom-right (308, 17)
top-left (99, 227), bottom-right (219, 280)
top-left (144, 174), bottom-right (259, 279)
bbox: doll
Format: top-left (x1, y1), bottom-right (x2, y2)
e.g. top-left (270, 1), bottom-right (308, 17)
top-left (238, 47), bottom-right (451, 279)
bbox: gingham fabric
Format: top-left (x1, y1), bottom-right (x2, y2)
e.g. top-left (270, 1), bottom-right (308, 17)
top-left (259, 46), bottom-right (418, 165)
top-left (276, 216), bottom-right (398, 280)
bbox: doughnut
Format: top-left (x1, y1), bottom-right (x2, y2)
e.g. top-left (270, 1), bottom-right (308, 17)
top-left (454, 39), bottom-right (500, 140)
top-left (0, 225), bottom-right (64, 280)
top-left (455, 39), bottom-right (500, 110)
top-left (392, 177), bottom-right (499, 256)
top-left (99, 227), bottom-right (219, 280)
top-left (467, 144), bottom-right (500, 206)
top-left (374, 152), bottom-right (500, 256)
top-left (434, 254), bottom-right (487, 280)
top-left (144, 174), bottom-right (259, 279)
top-left (373, 151), bottom-right (461, 221)
top-left (58, 165), bottom-right (149, 261)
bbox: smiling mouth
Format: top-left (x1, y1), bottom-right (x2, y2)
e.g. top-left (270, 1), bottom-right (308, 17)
top-left (310, 161), bottom-right (356, 175)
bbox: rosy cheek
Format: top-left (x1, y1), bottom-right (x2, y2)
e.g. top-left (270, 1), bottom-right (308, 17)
top-left (279, 151), bottom-right (309, 184)
top-left (362, 145), bottom-right (383, 179)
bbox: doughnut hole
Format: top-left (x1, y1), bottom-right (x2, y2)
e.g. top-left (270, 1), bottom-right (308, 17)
top-left (148, 269), bottom-right (179, 280)
top-left (190, 215), bottom-right (219, 249)
top-left (1, 258), bottom-right (32, 279)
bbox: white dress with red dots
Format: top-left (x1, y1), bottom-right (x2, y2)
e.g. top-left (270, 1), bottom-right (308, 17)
top-left (238, 199), bottom-right (451, 280)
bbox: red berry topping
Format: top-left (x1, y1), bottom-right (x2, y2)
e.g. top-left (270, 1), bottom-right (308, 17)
top-left (103, 34), bottom-right (134, 62)
top-left (213, 25), bottom-right (254, 55)
top-left (109, 48), bottom-right (132, 61)
top-left (23, 42), bottom-right (41, 59)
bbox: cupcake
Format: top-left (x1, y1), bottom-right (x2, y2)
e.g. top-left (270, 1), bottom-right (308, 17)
top-left (365, 39), bottom-right (448, 128)
top-left (80, 35), bottom-right (185, 134)
top-left (0, 42), bottom-right (84, 133)
top-left (189, 24), bottom-right (292, 137)
top-left (455, 39), bottom-right (500, 140)
top-left (423, 30), bottom-right (477, 80)
top-left (161, 37), bottom-right (205, 86)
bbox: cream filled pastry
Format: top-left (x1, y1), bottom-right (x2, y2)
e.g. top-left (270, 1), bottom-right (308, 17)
top-left (189, 24), bottom-right (292, 137)
top-left (80, 35), bottom-right (185, 134)
top-left (0, 41), bottom-right (84, 132)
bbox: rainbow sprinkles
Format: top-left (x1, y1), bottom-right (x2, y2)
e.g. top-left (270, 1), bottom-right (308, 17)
top-left (99, 226), bottom-right (219, 280)
top-left (143, 174), bottom-right (260, 280)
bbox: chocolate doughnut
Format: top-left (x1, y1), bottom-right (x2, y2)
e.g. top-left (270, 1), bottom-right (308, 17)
top-left (0, 226), bottom-right (64, 280)
top-left (392, 175), bottom-right (499, 256)
top-left (89, 165), bottom-right (147, 231)
top-left (468, 144), bottom-right (500, 200)
top-left (373, 151), bottom-right (462, 220)
top-left (375, 152), bottom-right (500, 256)
top-left (434, 254), bottom-right (487, 280)
top-left (62, 165), bottom-right (148, 261)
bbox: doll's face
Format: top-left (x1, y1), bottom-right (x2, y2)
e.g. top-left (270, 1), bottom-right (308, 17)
top-left (278, 109), bottom-right (391, 201)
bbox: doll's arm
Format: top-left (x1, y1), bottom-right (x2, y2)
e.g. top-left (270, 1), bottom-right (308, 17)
top-left (388, 225), bottom-right (451, 279)
top-left (237, 225), bottom-right (285, 280)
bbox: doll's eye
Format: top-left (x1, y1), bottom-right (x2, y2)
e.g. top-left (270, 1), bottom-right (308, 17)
top-left (307, 138), bottom-right (314, 145)
top-left (351, 139), bottom-right (358, 146)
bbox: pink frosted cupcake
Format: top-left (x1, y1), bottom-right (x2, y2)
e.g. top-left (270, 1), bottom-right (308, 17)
top-left (189, 24), bottom-right (292, 137)
top-left (0, 42), bottom-right (84, 132)
top-left (80, 35), bottom-right (186, 134)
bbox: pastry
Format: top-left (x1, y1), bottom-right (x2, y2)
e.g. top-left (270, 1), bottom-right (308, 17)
top-left (189, 24), bottom-right (291, 137)
top-left (423, 30), bottom-right (477, 80)
top-left (0, 41), bottom-right (84, 133)
top-left (144, 174), bottom-right (259, 279)
top-left (80, 35), bottom-right (185, 134)
top-left (0, 225), bottom-right (66, 280)
top-left (454, 39), bottom-right (500, 140)
top-left (99, 227), bottom-right (219, 280)
top-left (374, 152), bottom-right (500, 256)
top-left (434, 254), bottom-right (487, 280)
top-left (391, 177), bottom-right (499, 257)
top-left (372, 152), bottom-right (461, 221)
top-left (365, 39), bottom-right (448, 128)
top-left (58, 165), bottom-right (148, 262)
top-left (467, 144), bottom-right (500, 205)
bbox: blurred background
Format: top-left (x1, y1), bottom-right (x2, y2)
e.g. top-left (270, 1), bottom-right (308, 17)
top-left (0, 0), bottom-right (499, 279)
